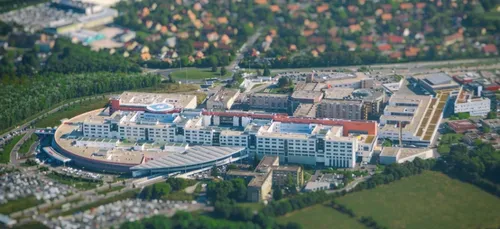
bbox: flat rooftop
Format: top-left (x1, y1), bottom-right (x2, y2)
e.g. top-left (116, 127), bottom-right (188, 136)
top-left (324, 88), bottom-right (354, 99)
top-left (116, 91), bottom-right (196, 108)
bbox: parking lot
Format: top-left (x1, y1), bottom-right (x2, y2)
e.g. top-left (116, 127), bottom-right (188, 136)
top-left (0, 170), bottom-right (75, 204)
top-left (45, 199), bottom-right (205, 229)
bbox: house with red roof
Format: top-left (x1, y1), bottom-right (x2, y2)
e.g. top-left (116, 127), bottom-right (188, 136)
top-left (483, 44), bottom-right (498, 56)
top-left (378, 44), bottom-right (392, 53)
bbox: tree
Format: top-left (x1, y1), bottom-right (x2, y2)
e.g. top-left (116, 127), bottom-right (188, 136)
top-left (382, 139), bottom-right (392, 147)
top-left (273, 187), bottom-right (283, 200)
top-left (437, 144), bottom-right (451, 154)
top-left (487, 111), bottom-right (497, 119)
top-left (220, 66), bottom-right (227, 76)
top-left (211, 65), bottom-right (218, 72)
top-left (263, 66), bottom-right (271, 76)
top-left (211, 165), bottom-right (219, 177)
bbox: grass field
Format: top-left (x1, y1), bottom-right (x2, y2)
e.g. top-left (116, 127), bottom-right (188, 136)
top-left (170, 69), bottom-right (231, 81)
top-left (35, 98), bottom-right (109, 128)
top-left (336, 171), bottom-right (500, 229)
top-left (18, 134), bottom-right (38, 155)
top-left (0, 196), bottom-right (43, 215)
top-left (277, 204), bottom-right (365, 229)
top-left (0, 134), bottom-right (25, 164)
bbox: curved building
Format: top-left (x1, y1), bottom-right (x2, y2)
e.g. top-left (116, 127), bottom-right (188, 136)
top-left (52, 109), bottom-right (246, 175)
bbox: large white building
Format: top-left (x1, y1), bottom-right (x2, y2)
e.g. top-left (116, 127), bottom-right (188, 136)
top-left (454, 88), bottom-right (491, 117)
top-left (379, 93), bottom-right (447, 146)
top-left (81, 109), bottom-right (378, 168)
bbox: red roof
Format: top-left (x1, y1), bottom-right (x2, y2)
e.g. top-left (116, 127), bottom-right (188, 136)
top-left (388, 35), bottom-right (404, 44)
top-left (378, 44), bottom-right (392, 52)
top-left (483, 44), bottom-right (498, 54)
top-left (201, 111), bottom-right (378, 136)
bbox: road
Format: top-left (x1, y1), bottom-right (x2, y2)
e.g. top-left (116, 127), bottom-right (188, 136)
top-left (271, 57), bottom-right (499, 73)
top-left (10, 129), bottom-right (35, 165)
top-left (326, 176), bottom-right (370, 194)
top-left (228, 28), bottom-right (263, 71)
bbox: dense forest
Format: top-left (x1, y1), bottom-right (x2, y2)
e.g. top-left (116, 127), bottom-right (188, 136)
top-left (0, 72), bottom-right (161, 131)
top-left (0, 39), bottom-right (141, 80)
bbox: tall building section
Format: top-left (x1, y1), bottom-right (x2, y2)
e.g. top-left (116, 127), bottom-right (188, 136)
top-left (206, 88), bottom-right (240, 110)
top-left (454, 87), bottom-right (490, 117)
top-left (379, 93), bottom-right (445, 146)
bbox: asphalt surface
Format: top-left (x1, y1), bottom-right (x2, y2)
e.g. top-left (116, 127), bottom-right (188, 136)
top-left (10, 129), bottom-right (35, 165)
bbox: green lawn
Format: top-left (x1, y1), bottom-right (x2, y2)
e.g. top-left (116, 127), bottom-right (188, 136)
top-left (18, 134), bottom-right (38, 155)
top-left (336, 171), bottom-right (500, 229)
top-left (170, 69), bottom-right (231, 81)
top-left (46, 172), bottom-right (102, 190)
top-left (0, 134), bottom-right (25, 164)
top-left (35, 98), bottom-right (109, 128)
top-left (277, 204), bottom-right (365, 229)
top-left (0, 196), bottom-right (43, 215)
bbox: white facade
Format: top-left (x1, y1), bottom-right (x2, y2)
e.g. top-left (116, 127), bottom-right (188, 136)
top-left (454, 98), bottom-right (490, 117)
top-left (82, 110), bottom-right (375, 168)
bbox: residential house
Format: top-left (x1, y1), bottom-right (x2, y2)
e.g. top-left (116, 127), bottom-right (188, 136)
top-left (400, 3), bottom-right (413, 10)
top-left (193, 41), bottom-right (209, 50)
top-left (207, 32), bottom-right (219, 42)
top-left (349, 24), bottom-right (361, 33)
top-left (389, 51), bottom-right (402, 60)
top-left (378, 44), bottom-right (392, 53)
top-left (270, 5), bottom-right (280, 12)
top-left (381, 13), bottom-right (392, 21)
top-left (483, 44), bottom-right (498, 56)
top-left (444, 32), bottom-right (464, 46)
top-left (316, 4), bottom-right (329, 13)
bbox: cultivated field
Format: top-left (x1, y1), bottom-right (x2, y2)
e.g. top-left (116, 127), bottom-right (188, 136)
top-left (336, 171), bottom-right (500, 229)
top-left (277, 204), bottom-right (365, 229)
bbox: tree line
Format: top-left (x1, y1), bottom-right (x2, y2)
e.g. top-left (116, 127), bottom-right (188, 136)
top-left (1, 39), bottom-right (141, 80)
top-left (435, 142), bottom-right (500, 197)
top-left (0, 72), bottom-right (161, 132)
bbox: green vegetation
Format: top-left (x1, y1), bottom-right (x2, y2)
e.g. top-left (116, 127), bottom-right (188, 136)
top-left (382, 139), bottom-right (392, 147)
top-left (96, 186), bottom-right (125, 195)
top-left (47, 172), bottom-right (102, 190)
top-left (34, 97), bottom-right (109, 128)
top-left (0, 72), bottom-right (161, 133)
top-left (236, 202), bottom-right (264, 212)
top-left (336, 171), bottom-right (500, 229)
top-left (44, 39), bottom-right (141, 74)
top-left (437, 133), bottom-right (464, 155)
top-left (18, 134), bottom-right (38, 155)
top-left (277, 204), bottom-right (365, 229)
top-left (0, 134), bottom-right (25, 164)
top-left (139, 178), bottom-right (199, 201)
top-left (55, 190), bottom-right (138, 217)
top-left (450, 112), bottom-right (471, 120)
top-left (170, 69), bottom-right (231, 81)
top-left (0, 195), bottom-right (43, 214)
top-left (0, 0), bottom-right (48, 13)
